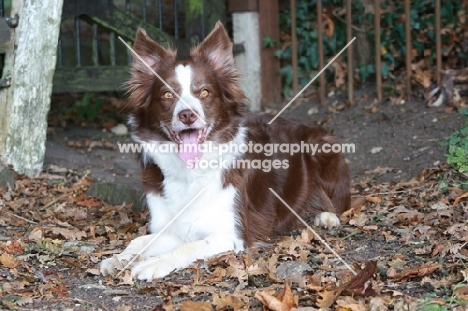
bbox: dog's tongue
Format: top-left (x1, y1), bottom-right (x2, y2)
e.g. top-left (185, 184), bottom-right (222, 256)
top-left (178, 130), bottom-right (203, 166)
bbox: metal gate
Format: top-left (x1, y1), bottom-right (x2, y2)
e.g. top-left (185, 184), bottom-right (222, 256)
top-left (53, 0), bottom-right (226, 94)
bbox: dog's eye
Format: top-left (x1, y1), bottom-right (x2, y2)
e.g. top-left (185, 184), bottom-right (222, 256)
top-left (163, 91), bottom-right (173, 99)
top-left (200, 89), bottom-right (209, 98)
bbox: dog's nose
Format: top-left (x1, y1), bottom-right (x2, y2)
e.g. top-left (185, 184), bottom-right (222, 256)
top-left (178, 109), bottom-right (198, 125)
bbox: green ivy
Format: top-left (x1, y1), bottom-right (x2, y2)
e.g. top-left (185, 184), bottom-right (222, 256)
top-left (67, 93), bottom-right (104, 123)
top-left (440, 108), bottom-right (468, 173)
top-left (277, 0), bottom-right (468, 96)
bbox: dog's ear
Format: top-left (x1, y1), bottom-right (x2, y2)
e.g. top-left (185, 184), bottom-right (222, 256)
top-left (132, 28), bottom-right (176, 73)
top-left (125, 29), bottom-right (176, 107)
top-left (190, 21), bottom-right (234, 71)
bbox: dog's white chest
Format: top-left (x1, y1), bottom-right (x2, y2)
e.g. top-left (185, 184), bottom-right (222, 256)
top-left (145, 162), bottom-right (243, 250)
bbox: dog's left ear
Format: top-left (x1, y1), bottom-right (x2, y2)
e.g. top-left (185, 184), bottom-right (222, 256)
top-left (190, 21), bottom-right (234, 71)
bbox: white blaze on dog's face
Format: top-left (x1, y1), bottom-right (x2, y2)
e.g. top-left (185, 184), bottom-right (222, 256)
top-left (127, 22), bottom-right (245, 165)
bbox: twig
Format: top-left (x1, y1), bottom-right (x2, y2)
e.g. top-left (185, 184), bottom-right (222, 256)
top-left (341, 230), bottom-right (362, 240)
top-left (371, 186), bottom-right (425, 195)
top-left (42, 191), bottom-right (74, 210)
top-left (1, 208), bottom-right (38, 224)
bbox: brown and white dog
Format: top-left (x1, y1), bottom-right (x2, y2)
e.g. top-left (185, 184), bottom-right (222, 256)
top-left (100, 22), bottom-right (351, 281)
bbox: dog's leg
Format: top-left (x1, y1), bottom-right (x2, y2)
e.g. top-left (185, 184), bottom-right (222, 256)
top-left (100, 233), bottom-right (183, 276)
top-left (131, 236), bottom-right (243, 281)
top-left (310, 187), bottom-right (343, 229)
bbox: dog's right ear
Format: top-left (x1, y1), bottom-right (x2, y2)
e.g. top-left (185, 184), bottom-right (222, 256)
top-left (125, 29), bottom-right (176, 107)
top-left (132, 28), bottom-right (176, 73)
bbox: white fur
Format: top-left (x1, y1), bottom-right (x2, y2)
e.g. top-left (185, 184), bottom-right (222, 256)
top-left (172, 65), bottom-right (206, 132)
top-left (315, 212), bottom-right (341, 229)
top-left (100, 127), bottom-right (248, 281)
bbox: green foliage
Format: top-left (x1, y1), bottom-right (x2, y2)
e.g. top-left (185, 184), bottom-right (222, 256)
top-left (441, 108), bottom-right (468, 173)
top-left (263, 36), bottom-right (276, 48)
top-left (277, 0), bottom-right (468, 95)
top-left (68, 93), bottom-right (104, 123)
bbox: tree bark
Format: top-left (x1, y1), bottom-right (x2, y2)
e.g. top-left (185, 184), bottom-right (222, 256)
top-left (0, 0), bottom-right (63, 176)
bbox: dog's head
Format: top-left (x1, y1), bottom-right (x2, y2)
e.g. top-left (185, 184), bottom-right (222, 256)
top-left (127, 22), bottom-right (247, 163)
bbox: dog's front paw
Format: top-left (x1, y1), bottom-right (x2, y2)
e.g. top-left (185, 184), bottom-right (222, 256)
top-left (100, 253), bottom-right (137, 276)
top-left (315, 212), bottom-right (340, 229)
top-left (131, 257), bottom-right (176, 281)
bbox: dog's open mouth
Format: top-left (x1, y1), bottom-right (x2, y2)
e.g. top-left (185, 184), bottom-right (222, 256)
top-left (167, 126), bottom-right (209, 166)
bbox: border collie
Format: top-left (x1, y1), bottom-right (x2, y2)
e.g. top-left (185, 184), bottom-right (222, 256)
top-left (100, 22), bottom-right (351, 281)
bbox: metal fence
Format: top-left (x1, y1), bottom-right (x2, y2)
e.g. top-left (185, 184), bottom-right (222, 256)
top-left (0, 0), bottom-right (457, 104)
top-left (287, 0), bottom-right (450, 105)
top-left (53, 0), bottom-right (225, 93)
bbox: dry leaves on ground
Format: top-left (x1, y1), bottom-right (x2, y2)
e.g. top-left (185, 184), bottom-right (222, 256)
top-left (0, 165), bottom-right (467, 310)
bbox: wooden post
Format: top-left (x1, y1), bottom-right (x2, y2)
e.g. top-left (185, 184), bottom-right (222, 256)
top-left (405, 0), bottom-right (412, 96)
top-left (374, 0), bottom-right (382, 100)
top-left (0, 0), bottom-right (64, 176)
top-left (317, 0), bottom-right (326, 104)
top-left (291, 0), bottom-right (298, 95)
top-left (346, 0), bottom-right (353, 104)
top-left (229, 0), bottom-right (262, 112)
top-left (258, 0), bottom-right (281, 106)
top-left (435, 0), bottom-right (441, 85)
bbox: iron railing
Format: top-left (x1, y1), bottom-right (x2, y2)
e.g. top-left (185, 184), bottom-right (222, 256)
top-left (53, 0), bottom-right (226, 93)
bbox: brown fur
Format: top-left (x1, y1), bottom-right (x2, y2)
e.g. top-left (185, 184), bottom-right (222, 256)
top-left (126, 21), bottom-right (351, 248)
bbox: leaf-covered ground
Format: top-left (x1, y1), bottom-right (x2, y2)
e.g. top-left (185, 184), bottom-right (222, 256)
top-left (1, 162), bottom-right (467, 311)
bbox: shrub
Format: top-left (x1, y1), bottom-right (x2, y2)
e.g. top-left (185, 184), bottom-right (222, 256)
top-left (441, 108), bottom-right (468, 173)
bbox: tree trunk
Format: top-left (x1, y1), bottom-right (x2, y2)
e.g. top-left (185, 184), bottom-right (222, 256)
top-left (0, 0), bottom-right (63, 176)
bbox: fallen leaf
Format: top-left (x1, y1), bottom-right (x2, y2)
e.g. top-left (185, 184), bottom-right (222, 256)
top-left (86, 268), bottom-right (101, 275)
top-left (179, 301), bottom-right (213, 311)
top-left (365, 196), bottom-right (382, 204)
top-left (255, 282), bottom-right (298, 311)
top-left (60, 257), bottom-right (82, 268)
top-left (453, 192), bottom-right (468, 206)
top-left (391, 263), bottom-right (442, 282)
top-left (115, 306), bottom-right (131, 311)
top-left (247, 262), bottom-right (269, 275)
top-left (0, 253), bottom-right (19, 268)
top-left (51, 283), bottom-right (69, 298)
top-left (118, 270), bottom-right (134, 286)
top-left (16, 297), bottom-right (33, 306)
top-left (2, 281), bottom-right (25, 294)
top-left (337, 261), bottom-right (377, 295)
top-left (28, 228), bottom-right (43, 241)
top-left (336, 296), bottom-right (368, 310)
top-left (212, 293), bottom-right (244, 310)
top-left (323, 13), bottom-right (335, 37)
top-left (316, 290), bottom-right (338, 308)
top-left (5, 240), bottom-right (24, 254)
top-left (51, 227), bottom-right (87, 240)
top-left (349, 213), bottom-right (370, 226)
top-left (1, 300), bottom-right (17, 309)
top-left (76, 198), bottom-right (101, 207)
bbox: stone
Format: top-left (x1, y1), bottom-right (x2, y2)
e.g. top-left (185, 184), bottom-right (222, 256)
top-left (276, 261), bottom-right (313, 287)
top-left (110, 124), bottom-right (128, 136)
top-left (0, 163), bottom-right (15, 188)
top-left (87, 182), bottom-right (145, 210)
